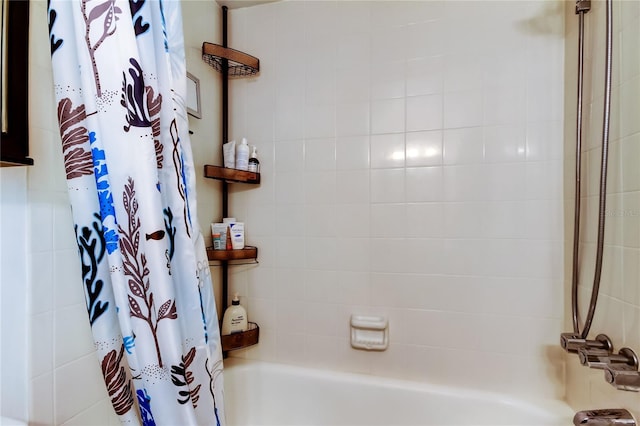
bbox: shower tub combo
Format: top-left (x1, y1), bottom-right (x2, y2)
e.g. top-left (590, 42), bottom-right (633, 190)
top-left (223, 358), bottom-right (574, 426)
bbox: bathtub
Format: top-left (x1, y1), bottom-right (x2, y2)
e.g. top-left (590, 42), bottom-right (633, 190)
top-left (223, 358), bottom-right (574, 426)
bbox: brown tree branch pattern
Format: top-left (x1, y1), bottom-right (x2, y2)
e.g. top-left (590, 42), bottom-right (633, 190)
top-left (118, 177), bottom-right (177, 368)
top-left (57, 98), bottom-right (93, 179)
top-left (101, 344), bottom-right (135, 416)
top-left (82, 0), bottom-right (122, 97)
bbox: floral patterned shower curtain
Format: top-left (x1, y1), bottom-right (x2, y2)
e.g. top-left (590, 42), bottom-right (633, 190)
top-left (48, 1), bottom-right (225, 424)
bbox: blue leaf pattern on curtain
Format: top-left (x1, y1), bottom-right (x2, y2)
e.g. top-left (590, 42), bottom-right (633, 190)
top-left (48, 0), bottom-right (225, 424)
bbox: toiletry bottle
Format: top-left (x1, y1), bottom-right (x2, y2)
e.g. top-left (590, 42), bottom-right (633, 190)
top-left (248, 146), bottom-right (260, 173)
top-left (236, 138), bottom-right (250, 171)
top-left (223, 140), bottom-right (236, 168)
top-left (221, 293), bottom-right (248, 335)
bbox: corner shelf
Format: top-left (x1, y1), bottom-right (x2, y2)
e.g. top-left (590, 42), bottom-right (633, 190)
top-left (203, 5), bottom-right (261, 355)
top-left (221, 322), bottom-right (259, 352)
top-left (206, 246), bottom-right (258, 262)
top-left (202, 42), bottom-right (259, 78)
top-left (204, 164), bottom-right (260, 184)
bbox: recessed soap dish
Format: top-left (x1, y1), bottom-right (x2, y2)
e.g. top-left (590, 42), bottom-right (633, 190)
top-left (350, 315), bottom-right (389, 351)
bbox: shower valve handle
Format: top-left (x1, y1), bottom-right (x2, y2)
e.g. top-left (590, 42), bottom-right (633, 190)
top-left (578, 348), bottom-right (635, 370)
top-left (561, 333), bottom-right (612, 354)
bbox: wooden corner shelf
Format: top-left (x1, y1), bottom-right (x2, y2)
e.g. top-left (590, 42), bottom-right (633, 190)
top-left (204, 165), bottom-right (260, 184)
top-left (221, 322), bottom-right (259, 352)
top-left (207, 246), bottom-right (258, 262)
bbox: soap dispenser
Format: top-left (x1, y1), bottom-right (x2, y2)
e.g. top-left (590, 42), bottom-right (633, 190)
top-left (221, 293), bottom-right (248, 335)
top-left (248, 146), bottom-right (260, 173)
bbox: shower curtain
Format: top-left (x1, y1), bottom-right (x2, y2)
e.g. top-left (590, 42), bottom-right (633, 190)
top-left (48, 1), bottom-right (225, 424)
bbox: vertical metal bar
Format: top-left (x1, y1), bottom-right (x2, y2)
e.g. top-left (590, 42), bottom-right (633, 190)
top-left (221, 5), bottom-right (229, 316)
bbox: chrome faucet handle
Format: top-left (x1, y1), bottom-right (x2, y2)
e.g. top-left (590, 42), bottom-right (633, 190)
top-left (573, 408), bottom-right (636, 426)
top-left (578, 348), bottom-right (635, 370)
top-left (562, 333), bottom-right (613, 354)
top-left (604, 348), bottom-right (640, 392)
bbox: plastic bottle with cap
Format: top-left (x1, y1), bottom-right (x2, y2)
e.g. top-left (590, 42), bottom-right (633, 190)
top-left (221, 293), bottom-right (248, 335)
top-left (236, 138), bottom-right (250, 171)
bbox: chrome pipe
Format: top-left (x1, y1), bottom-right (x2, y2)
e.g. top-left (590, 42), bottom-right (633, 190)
top-left (566, 0), bottom-right (614, 341)
top-left (571, 3), bottom-right (588, 333)
top-left (581, 0), bottom-right (613, 340)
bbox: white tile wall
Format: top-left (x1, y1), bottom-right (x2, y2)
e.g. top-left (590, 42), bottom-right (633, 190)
top-left (563, 0), bottom-right (640, 417)
top-left (227, 0), bottom-right (566, 399)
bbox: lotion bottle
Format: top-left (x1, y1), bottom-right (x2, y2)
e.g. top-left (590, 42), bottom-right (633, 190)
top-left (248, 146), bottom-right (260, 173)
top-left (221, 293), bottom-right (248, 335)
top-left (236, 138), bottom-right (250, 171)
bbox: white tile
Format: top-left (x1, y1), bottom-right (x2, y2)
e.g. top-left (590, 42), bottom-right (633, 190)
top-left (305, 237), bottom-right (338, 270)
top-left (407, 56), bottom-right (444, 97)
top-left (304, 104), bottom-right (335, 139)
top-left (275, 172), bottom-right (304, 204)
top-left (29, 193), bottom-right (54, 252)
top-left (406, 20), bottom-right (447, 59)
top-left (336, 102), bottom-right (370, 137)
top-left (406, 167), bottom-right (443, 203)
top-left (334, 204), bottom-right (370, 238)
top-left (54, 249), bottom-right (84, 308)
top-left (275, 140), bottom-right (304, 172)
top-left (30, 252), bottom-right (54, 314)
top-left (406, 203), bottom-right (444, 238)
top-left (330, 271), bottom-right (370, 305)
top-left (370, 133), bottom-right (405, 169)
top-left (483, 86), bottom-right (526, 126)
top-left (371, 204), bottom-right (407, 238)
top-left (333, 238), bottom-right (370, 272)
top-left (371, 98), bottom-right (405, 135)
top-left (304, 302), bottom-right (340, 337)
top-left (336, 65), bottom-right (371, 103)
top-left (406, 131), bottom-right (442, 167)
top-left (54, 304), bottom-right (95, 368)
top-left (444, 202), bottom-right (485, 239)
top-left (304, 269), bottom-right (336, 303)
top-left (486, 163), bottom-right (526, 201)
top-left (304, 171), bottom-right (336, 205)
top-left (304, 138), bottom-right (336, 171)
top-left (276, 237), bottom-right (305, 269)
top-left (275, 96), bottom-right (304, 141)
top-left (525, 121), bottom-right (563, 162)
top-left (336, 171), bottom-right (370, 205)
top-left (275, 300), bottom-right (306, 334)
top-left (371, 61), bottom-right (405, 100)
top-left (443, 127), bottom-right (484, 165)
top-left (304, 204), bottom-right (337, 237)
top-left (30, 373), bottom-right (53, 425)
top-left (275, 203), bottom-right (305, 237)
top-left (31, 312), bottom-right (54, 378)
top-left (337, 33), bottom-right (370, 68)
top-left (54, 354), bottom-right (108, 424)
top-left (406, 94), bottom-right (443, 132)
top-left (371, 26), bottom-right (407, 64)
top-left (443, 164), bottom-right (488, 202)
top-left (371, 169), bottom-right (405, 203)
top-left (336, 136), bottom-right (370, 171)
top-left (275, 268), bottom-right (306, 302)
top-left (484, 124), bottom-right (526, 163)
top-left (444, 54), bottom-right (484, 93)
top-left (444, 89), bottom-right (483, 129)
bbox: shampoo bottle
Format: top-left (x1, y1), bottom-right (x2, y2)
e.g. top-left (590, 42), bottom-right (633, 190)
top-left (248, 146), bottom-right (260, 173)
top-left (236, 138), bottom-right (250, 171)
top-left (221, 293), bottom-right (248, 335)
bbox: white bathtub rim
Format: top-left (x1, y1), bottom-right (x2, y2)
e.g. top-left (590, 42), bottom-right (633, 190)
top-left (223, 357), bottom-right (572, 417)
